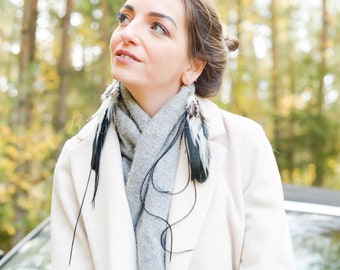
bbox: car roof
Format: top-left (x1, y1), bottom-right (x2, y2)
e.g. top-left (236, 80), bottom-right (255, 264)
top-left (283, 184), bottom-right (340, 207)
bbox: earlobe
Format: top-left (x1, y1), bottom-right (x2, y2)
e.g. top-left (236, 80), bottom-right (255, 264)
top-left (181, 59), bottom-right (206, 86)
top-left (181, 72), bottom-right (193, 86)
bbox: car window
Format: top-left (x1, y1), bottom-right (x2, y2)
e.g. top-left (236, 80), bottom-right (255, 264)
top-left (287, 210), bottom-right (340, 270)
top-left (0, 223), bottom-right (51, 270)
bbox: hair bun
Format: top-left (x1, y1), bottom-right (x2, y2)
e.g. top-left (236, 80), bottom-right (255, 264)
top-left (221, 23), bottom-right (239, 52)
top-left (225, 35), bottom-right (239, 52)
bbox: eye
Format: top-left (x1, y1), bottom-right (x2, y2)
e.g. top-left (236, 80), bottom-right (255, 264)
top-left (151, 22), bottom-right (169, 36)
top-left (117, 12), bottom-right (131, 25)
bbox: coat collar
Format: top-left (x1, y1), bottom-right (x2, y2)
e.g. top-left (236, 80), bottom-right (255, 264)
top-left (166, 99), bottom-right (226, 269)
top-left (71, 98), bottom-right (225, 270)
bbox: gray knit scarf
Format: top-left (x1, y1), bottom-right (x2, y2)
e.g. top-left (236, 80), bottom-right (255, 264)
top-left (113, 85), bottom-right (191, 270)
top-left (69, 81), bottom-right (211, 268)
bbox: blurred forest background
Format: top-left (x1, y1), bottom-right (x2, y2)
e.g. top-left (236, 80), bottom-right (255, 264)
top-left (1, 0), bottom-right (340, 251)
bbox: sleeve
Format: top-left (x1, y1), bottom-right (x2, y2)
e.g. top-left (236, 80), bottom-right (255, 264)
top-left (50, 139), bottom-right (95, 270)
top-left (239, 124), bottom-right (296, 270)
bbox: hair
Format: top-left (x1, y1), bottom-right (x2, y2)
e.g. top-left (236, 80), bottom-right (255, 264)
top-left (181, 0), bottom-right (239, 97)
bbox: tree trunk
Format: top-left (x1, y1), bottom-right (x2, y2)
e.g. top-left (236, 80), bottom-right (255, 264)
top-left (317, 0), bottom-right (328, 114)
top-left (54, 0), bottom-right (73, 132)
top-left (12, 0), bottom-right (38, 245)
top-left (232, 0), bottom-right (243, 112)
top-left (270, 0), bottom-right (280, 142)
top-left (98, 0), bottom-right (112, 92)
top-left (313, 0), bottom-right (328, 186)
top-left (285, 29), bottom-right (296, 183)
top-left (16, 0), bottom-right (38, 129)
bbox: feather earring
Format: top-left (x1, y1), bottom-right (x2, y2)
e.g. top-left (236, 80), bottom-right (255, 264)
top-left (184, 90), bottom-right (210, 183)
top-left (90, 81), bottom-right (120, 204)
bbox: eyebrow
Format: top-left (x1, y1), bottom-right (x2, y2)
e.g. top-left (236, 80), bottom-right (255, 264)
top-left (122, 4), bottom-right (177, 29)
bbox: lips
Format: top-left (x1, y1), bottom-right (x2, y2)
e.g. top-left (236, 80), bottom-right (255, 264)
top-left (115, 49), bottom-right (141, 62)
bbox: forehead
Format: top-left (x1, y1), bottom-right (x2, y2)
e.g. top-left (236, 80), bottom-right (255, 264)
top-left (122, 0), bottom-right (185, 22)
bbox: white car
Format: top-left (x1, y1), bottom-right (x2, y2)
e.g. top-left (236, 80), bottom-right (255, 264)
top-left (1, 184), bottom-right (340, 269)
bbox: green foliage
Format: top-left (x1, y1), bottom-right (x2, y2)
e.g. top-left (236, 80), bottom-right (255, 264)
top-left (0, 124), bottom-right (60, 251)
top-left (215, 0), bottom-right (340, 189)
top-left (273, 107), bottom-right (340, 188)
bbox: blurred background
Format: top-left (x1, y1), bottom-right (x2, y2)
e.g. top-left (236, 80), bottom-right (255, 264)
top-left (0, 0), bottom-right (339, 252)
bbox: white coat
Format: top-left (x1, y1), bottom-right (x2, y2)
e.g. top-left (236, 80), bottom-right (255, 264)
top-left (51, 98), bottom-right (296, 269)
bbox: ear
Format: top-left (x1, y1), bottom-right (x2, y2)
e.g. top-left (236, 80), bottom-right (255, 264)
top-left (181, 59), bottom-right (206, 86)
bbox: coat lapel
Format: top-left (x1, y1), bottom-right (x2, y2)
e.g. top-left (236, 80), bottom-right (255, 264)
top-left (70, 122), bottom-right (137, 270)
top-left (167, 99), bottom-right (226, 270)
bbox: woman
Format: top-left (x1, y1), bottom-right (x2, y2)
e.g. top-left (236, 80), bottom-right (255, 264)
top-left (51, 0), bottom-right (296, 269)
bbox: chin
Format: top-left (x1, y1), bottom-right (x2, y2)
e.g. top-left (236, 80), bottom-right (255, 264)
top-left (112, 67), bottom-right (132, 82)
top-left (112, 71), bottom-right (143, 87)
top-left (111, 70), bottom-right (126, 83)
top-left (111, 74), bottom-right (134, 90)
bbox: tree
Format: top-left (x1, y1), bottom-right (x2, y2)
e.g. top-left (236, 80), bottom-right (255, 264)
top-left (16, 0), bottom-right (38, 129)
top-left (54, 0), bottom-right (73, 132)
top-left (12, 0), bottom-right (39, 245)
top-left (312, 0), bottom-right (329, 186)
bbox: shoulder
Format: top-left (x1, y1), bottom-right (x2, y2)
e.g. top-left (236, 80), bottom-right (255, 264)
top-left (220, 109), bottom-right (267, 144)
top-left (198, 97), bottom-right (265, 142)
top-left (75, 117), bottom-right (98, 141)
top-left (59, 117), bottom-right (98, 156)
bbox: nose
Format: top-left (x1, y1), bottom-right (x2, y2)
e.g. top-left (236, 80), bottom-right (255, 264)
top-left (120, 20), bottom-right (141, 45)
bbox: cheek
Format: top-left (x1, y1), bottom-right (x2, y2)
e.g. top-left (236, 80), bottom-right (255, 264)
top-left (153, 42), bottom-right (186, 65)
top-left (159, 43), bottom-right (189, 70)
top-left (149, 50), bottom-right (188, 82)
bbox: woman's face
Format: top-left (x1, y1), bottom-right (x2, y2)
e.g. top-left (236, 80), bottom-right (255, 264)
top-left (110, 0), bottom-right (192, 94)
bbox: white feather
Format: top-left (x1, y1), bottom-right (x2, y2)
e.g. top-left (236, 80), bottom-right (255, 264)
top-left (92, 81), bottom-right (120, 140)
top-left (186, 93), bottom-right (210, 177)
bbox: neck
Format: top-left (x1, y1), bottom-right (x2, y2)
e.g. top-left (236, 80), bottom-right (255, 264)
top-left (124, 83), bottom-right (182, 117)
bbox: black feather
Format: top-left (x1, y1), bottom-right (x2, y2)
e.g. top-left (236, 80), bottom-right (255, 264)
top-left (184, 119), bottom-right (208, 183)
top-left (90, 109), bottom-right (110, 204)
